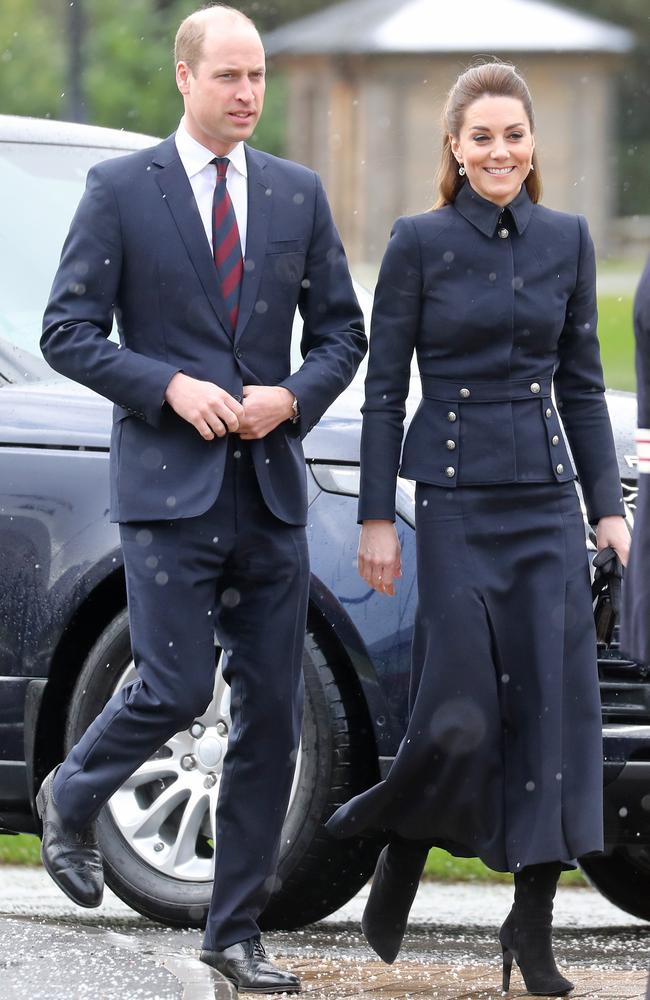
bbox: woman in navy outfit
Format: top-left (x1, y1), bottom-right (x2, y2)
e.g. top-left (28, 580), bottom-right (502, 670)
top-left (326, 62), bottom-right (630, 995)
top-left (621, 260), bottom-right (650, 663)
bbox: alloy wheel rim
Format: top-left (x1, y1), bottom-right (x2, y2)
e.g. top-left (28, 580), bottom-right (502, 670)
top-left (106, 651), bottom-right (302, 881)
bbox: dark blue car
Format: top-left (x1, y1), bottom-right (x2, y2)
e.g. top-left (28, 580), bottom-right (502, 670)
top-left (0, 115), bottom-right (648, 929)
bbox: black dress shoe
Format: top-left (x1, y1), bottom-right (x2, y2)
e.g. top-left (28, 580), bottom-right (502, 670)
top-left (200, 937), bottom-right (301, 994)
top-left (35, 766), bottom-right (104, 908)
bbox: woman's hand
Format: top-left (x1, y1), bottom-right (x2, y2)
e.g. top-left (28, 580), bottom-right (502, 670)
top-left (596, 515), bottom-right (631, 568)
top-left (358, 520), bottom-right (402, 595)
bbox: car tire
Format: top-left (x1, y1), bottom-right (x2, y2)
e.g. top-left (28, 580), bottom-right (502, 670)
top-left (580, 849), bottom-right (650, 921)
top-left (65, 609), bottom-right (381, 928)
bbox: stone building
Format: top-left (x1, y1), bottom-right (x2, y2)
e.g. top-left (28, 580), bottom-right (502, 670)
top-left (265, 0), bottom-right (634, 264)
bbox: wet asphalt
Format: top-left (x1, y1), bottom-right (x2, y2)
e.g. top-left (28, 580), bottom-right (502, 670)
top-left (0, 866), bottom-right (648, 999)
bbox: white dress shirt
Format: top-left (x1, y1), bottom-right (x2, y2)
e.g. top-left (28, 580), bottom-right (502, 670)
top-left (175, 118), bottom-right (248, 256)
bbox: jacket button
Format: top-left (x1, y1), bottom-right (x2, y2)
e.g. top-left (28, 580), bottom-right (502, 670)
top-left (530, 382), bottom-right (541, 394)
top-left (445, 466), bottom-right (456, 478)
top-left (498, 227), bottom-right (509, 239)
top-left (551, 435), bottom-right (560, 446)
top-left (447, 411), bottom-right (457, 422)
top-left (545, 407), bottom-right (552, 418)
top-left (446, 439), bottom-right (456, 450)
top-left (556, 463), bottom-right (564, 474)
top-left (235, 348), bottom-right (242, 358)
top-left (459, 387), bottom-right (470, 398)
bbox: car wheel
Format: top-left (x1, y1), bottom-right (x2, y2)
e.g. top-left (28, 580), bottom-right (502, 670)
top-left (65, 609), bottom-right (381, 928)
top-left (580, 848), bottom-right (650, 921)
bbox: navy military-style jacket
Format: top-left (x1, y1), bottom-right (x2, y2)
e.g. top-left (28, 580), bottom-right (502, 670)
top-left (359, 182), bottom-right (624, 524)
top-left (621, 258), bottom-right (650, 663)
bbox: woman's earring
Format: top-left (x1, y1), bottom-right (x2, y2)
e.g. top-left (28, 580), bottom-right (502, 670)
top-left (458, 164), bottom-right (466, 177)
top-left (530, 163), bottom-right (535, 171)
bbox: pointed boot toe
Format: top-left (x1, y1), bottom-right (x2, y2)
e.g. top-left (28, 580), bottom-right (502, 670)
top-left (361, 839), bottom-right (429, 964)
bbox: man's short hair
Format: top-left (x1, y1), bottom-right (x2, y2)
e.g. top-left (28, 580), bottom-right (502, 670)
top-left (175, 5), bottom-right (257, 73)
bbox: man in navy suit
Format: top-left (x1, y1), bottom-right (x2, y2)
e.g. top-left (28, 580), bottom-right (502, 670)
top-left (38, 4), bottom-right (365, 992)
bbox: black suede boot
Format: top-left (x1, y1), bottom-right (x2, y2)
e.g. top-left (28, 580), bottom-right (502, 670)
top-left (361, 837), bottom-right (429, 964)
top-left (500, 862), bottom-right (574, 996)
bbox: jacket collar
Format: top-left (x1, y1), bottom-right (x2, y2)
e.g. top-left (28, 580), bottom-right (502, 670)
top-left (453, 181), bottom-right (534, 236)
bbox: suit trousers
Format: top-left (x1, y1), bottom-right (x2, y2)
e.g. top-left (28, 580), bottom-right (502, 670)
top-left (52, 439), bottom-right (310, 948)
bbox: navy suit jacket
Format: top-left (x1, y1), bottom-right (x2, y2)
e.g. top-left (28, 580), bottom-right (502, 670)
top-left (621, 258), bottom-right (650, 663)
top-left (359, 183), bottom-right (623, 525)
top-left (42, 136), bottom-right (366, 524)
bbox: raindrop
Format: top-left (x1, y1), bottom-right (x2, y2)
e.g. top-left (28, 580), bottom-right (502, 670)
top-left (221, 588), bottom-right (241, 608)
top-left (145, 555), bottom-right (158, 569)
top-left (166, 495), bottom-right (177, 508)
top-left (136, 528), bottom-right (153, 546)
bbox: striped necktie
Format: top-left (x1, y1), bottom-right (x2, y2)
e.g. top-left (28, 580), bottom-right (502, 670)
top-left (211, 157), bottom-right (243, 332)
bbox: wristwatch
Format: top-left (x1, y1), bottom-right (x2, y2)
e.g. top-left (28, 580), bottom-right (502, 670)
top-left (291, 395), bottom-right (300, 424)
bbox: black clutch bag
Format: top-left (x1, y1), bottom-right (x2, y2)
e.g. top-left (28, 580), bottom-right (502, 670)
top-left (592, 545), bottom-right (624, 647)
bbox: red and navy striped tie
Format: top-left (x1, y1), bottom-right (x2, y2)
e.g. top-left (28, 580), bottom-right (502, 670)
top-left (211, 157), bottom-right (243, 332)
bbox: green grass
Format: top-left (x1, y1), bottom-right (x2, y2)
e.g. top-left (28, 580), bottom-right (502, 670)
top-left (423, 848), bottom-right (586, 886)
top-left (0, 833), bottom-right (585, 886)
top-left (0, 832), bottom-right (41, 865)
top-left (598, 293), bottom-right (635, 392)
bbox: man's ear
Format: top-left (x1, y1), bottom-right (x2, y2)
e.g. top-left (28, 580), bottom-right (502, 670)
top-left (176, 61), bottom-right (191, 95)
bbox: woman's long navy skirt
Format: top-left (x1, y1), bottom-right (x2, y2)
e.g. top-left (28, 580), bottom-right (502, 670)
top-left (327, 481), bottom-right (603, 872)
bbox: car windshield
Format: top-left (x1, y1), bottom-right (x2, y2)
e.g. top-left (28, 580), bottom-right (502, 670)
top-left (0, 141), bottom-right (125, 361)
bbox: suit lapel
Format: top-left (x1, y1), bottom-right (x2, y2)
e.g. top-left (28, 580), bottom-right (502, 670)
top-left (234, 147), bottom-right (270, 343)
top-left (152, 137), bottom-right (233, 341)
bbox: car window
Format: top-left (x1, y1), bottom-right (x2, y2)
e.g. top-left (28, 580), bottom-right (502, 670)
top-left (0, 142), bottom-right (127, 359)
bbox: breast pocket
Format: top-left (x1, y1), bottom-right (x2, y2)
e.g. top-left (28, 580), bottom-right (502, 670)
top-left (266, 239), bottom-right (304, 254)
top-left (265, 240), bottom-right (306, 285)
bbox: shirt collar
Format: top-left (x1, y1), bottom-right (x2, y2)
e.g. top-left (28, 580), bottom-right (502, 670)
top-left (175, 118), bottom-right (248, 180)
top-left (453, 181), bottom-right (533, 237)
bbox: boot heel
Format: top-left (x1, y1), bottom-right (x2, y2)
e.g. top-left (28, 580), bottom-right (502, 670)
top-left (501, 946), bottom-right (513, 992)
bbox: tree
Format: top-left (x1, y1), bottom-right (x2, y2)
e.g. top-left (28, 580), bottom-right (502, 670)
top-left (562, 0), bottom-right (650, 214)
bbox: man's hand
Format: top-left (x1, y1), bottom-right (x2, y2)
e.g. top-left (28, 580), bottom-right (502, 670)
top-left (238, 385), bottom-right (295, 440)
top-left (164, 372), bottom-right (244, 441)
